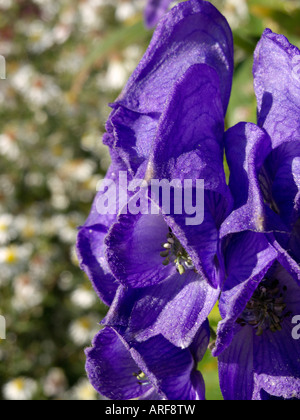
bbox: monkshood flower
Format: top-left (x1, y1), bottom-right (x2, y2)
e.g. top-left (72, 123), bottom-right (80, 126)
top-left (221, 29), bottom-right (300, 270)
top-left (85, 321), bottom-right (209, 400)
top-left (213, 30), bottom-right (300, 400)
top-left (77, 0), bottom-right (234, 345)
top-left (104, 66), bottom-right (233, 346)
top-left (144, 0), bottom-right (173, 29)
top-left (105, 0), bottom-right (234, 178)
top-left (102, 1), bottom-right (234, 348)
top-left (213, 242), bottom-right (300, 400)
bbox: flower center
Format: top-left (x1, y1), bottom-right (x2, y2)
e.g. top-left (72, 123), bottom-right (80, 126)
top-left (160, 228), bottom-right (194, 275)
top-left (237, 279), bottom-right (292, 336)
top-left (134, 371), bottom-right (150, 386)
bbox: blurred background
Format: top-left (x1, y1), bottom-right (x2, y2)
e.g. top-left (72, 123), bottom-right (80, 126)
top-left (0, 0), bottom-right (299, 400)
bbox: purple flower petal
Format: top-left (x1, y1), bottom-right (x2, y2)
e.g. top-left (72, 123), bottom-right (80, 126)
top-left (148, 63), bottom-right (224, 180)
top-left (109, 0), bottom-right (233, 175)
top-left (144, 0), bottom-right (173, 29)
top-left (132, 330), bottom-right (207, 400)
top-left (86, 326), bottom-right (208, 400)
top-left (105, 107), bottom-right (159, 176)
top-left (213, 232), bottom-right (278, 355)
top-left (252, 30), bottom-right (300, 225)
top-left (254, 29), bottom-right (300, 150)
top-left (106, 212), bottom-right (175, 288)
top-left (263, 141), bottom-right (300, 226)
top-left (165, 200), bottom-right (226, 289)
top-left (77, 225), bottom-right (118, 306)
top-left (218, 265), bottom-right (300, 400)
top-left (253, 320), bottom-right (300, 400)
top-left (76, 160), bottom-right (127, 305)
top-left (105, 271), bottom-right (219, 348)
top-left (85, 327), bottom-right (153, 400)
top-left (221, 123), bottom-right (272, 236)
top-left (218, 326), bottom-right (254, 400)
top-left (118, 0), bottom-right (233, 115)
top-left (221, 122), bottom-right (292, 238)
top-left (268, 234), bottom-right (300, 285)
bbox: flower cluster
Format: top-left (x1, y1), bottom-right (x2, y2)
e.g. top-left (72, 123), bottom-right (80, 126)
top-left (0, 0), bottom-right (149, 401)
top-left (78, 0), bottom-right (300, 400)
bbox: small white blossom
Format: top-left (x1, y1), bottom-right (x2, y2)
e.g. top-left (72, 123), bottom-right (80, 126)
top-left (3, 377), bottom-right (37, 401)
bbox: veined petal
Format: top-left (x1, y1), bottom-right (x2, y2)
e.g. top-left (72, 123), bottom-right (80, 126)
top-left (105, 271), bottom-right (219, 349)
top-left (132, 333), bottom-right (206, 400)
top-left (107, 107), bottom-right (160, 176)
top-left (268, 233), bottom-right (300, 285)
top-left (253, 320), bottom-right (300, 399)
top-left (253, 29), bottom-right (300, 148)
top-left (253, 30), bottom-right (300, 225)
top-left (148, 64), bottom-right (224, 179)
top-left (106, 211), bottom-right (175, 288)
top-left (213, 232), bottom-right (278, 355)
top-left (263, 141), bottom-right (300, 226)
top-left (76, 159), bottom-right (127, 305)
top-left (222, 122), bottom-right (292, 238)
top-left (109, 1), bottom-right (233, 175)
top-left (85, 328), bottom-right (153, 400)
top-left (254, 29), bottom-right (300, 149)
top-left (221, 123), bottom-right (273, 237)
top-left (218, 326), bottom-right (254, 400)
top-left (142, 63), bottom-right (232, 288)
top-left (77, 225), bottom-right (118, 306)
top-left (117, 0), bottom-right (233, 116)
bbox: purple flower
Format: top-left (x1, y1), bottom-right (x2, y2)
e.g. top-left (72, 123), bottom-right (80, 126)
top-left (102, 1), bottom-right (235, 347)
top-left (144, 0), bottom-right (173, 29)
top-left (213, 30), bottom-right (300, 400)
top-left (77, 0), bottom-right (234, 349)
top-left (85, 322), bottom-right (210, 400)
top-left (214, 244), bottom-right (300, 400)
top-left (221, 30), bottom-right (300, 262)
top-left (106, 0), bottom-right (234, 178)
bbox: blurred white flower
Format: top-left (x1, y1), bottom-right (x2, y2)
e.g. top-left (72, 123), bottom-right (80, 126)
top-left (15, 215), bottom-right (41, 241)
top-left (25, 20), bottom-right (55, 53)
top-left (0, 214), bottom-right (17, 245)
top-left (58, 159), bottom-right (96, 183)
top-left (69, 316), bottom-right (100, 346)
top-left (97, 59), bottom-right (128, 91)
top-left (212, 0), bottom-right (248, 28)
top-left (0, 244), bottom-right (32, 266)
top-left (78, 0), bottom-right (105, 31)
top-left (32, 0), bottom-right (59, 21)
top-left (115, 0), bottom-right (141, 22)
top-left (11, 65), bottom-right (62, 109)
top-left (71, 286), bottom-right (97, 309)
top-left (47, 213), bottom-right (83, 244)
top-left (3, 377), bottom-right (37, 400)
top-left (0, 244), bottom-right (33, 282)
top-left (0, 0), bottom-right (12, 10)
top-left (72, 378), bottom-right (98, 401)
top-left (0, 132), bottom-right (20, 161)
top-left (12, 274), bottom-right (43, 311)
top-left (43, 368), bottom-right (67, 398)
